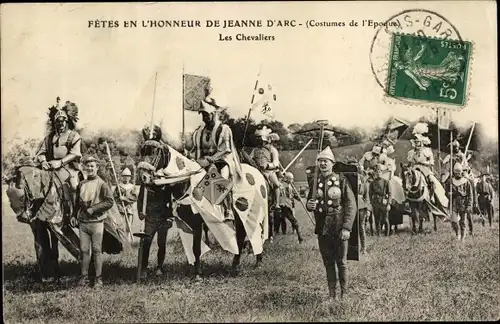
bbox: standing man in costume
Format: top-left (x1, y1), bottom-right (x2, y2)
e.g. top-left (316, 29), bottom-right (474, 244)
top-left (249, 126), bottom-right (282, 242)
top-left (348, 158), bottom-right (371, 253)
top-left (249, 126), bottom-right (282, 211)
top-left (113, 167), bottom-right (138, 226)
top-left (190, 100), bottom-right (244, 221)
top-left (369, 164), bottom-right (393, 237)
top-left (407, 123), bottom-right (448, 208)
top-left (476, 167), bottom-right (495, 227)
top-left (36, 98), bottom-right (83, 204)
top-left (444, 162), bottom-right (474, 241)
top-left (71, 156), bottom-right (114, 287)
top-left (137, 181), bottom-right (173, 279)
top-left (306, 147), bottom-right (357, 300)
top-left (277, 172), bottom-right (303, 243)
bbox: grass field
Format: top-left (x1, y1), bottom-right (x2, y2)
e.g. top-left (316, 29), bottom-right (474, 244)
top-left (2, 186), bottom-right (499, 323)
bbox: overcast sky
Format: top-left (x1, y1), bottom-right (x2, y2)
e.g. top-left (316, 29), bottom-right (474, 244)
top-left (1, 2), bottom-right (497, 150)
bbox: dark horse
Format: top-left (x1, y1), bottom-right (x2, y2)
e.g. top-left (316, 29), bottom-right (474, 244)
top-left (5, 163), bottom-right (131, 281)
top-left (137, 138), bottom-right (270, 280)
top-left (401, 163), bottom-right (448, 234)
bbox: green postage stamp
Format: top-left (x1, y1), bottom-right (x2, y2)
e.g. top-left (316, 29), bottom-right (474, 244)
top-left (386, 33), bottom-right (472, 107)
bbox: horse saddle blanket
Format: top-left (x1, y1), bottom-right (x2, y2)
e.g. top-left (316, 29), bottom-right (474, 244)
top-left (196, 164), bottom-right (233, 205)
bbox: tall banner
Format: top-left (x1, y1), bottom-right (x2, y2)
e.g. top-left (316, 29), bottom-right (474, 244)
top-left (183, 74), bottom-right (211, 112)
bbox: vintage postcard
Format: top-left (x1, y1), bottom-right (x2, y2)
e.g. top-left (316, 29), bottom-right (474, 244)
top-left (1, 1), bottom-right (498, 323)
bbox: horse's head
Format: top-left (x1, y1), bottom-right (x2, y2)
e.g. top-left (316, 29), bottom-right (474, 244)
top-left (400, 163), bottom-right (420, 192)
top-left (5, 164), bottom-right (45, 223)
top-left (137, 139), bottom-right (171, 186)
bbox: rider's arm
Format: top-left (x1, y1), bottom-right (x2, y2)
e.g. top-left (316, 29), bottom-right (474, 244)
top-left (36, 138), bottom-right (48, 163)
top-left (425, 148), bottom-right (434, 166)
top-left (210, 125), bottom-right (232, 161)
top-left (61, 134), bottom-right (82, 166)
top-left (268, 146), bottom-right (280, 170)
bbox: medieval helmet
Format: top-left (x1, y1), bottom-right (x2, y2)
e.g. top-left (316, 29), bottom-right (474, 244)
top-left (255, 126), bottom-right (273, 142)
top-left (411, 122), bottom-right (431, 147)
top-left (453, 162), bottom-right (463, 175)
top-left (121, 167), bottom-right (132, 177)
top-left (372, 145), bottom-right (382, 155)
top-left (285, 172), bottom-right (294, 180)
top-left (317, 146), bottom-right (335, 163)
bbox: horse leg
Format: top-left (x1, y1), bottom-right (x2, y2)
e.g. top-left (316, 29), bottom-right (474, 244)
top-left (231, 214), bottom-right (246, 275)
top-left (203, 222), bottom-right (211, 246)
top-left (192, 215), bottom-right (203, 281)
top-left (410, 207), bottom-right (418, 234)
top-left (30, 220), bottom-right (44, 282)
top-left (155, 224), bottom-right (169, 275)
top-left (418, 207), bottom-right (424, 234)
top-left (368, 212), bottom-right (374, 236)
top-left (48, 228), bottom-right (61, 281)
top-left (268, 207), bottom-right (274, 243)
top-left (433, 212), bottom-right (438, 232)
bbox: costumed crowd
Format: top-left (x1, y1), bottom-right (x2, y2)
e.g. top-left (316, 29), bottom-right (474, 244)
top-left (4, 96), bottom-right (497, 305)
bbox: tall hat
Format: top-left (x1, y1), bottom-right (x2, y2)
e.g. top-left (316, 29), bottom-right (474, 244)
top-left (121, 167), bottom-right (132, 176)
top-left (317, 146), bottom-right (335, 163)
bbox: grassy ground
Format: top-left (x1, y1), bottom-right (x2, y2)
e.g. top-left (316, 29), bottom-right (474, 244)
top-left (2, 186), bottom-right (499, 323)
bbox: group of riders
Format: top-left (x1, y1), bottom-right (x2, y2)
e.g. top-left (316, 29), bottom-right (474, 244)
top-left (5, 96), bottom-right (496, 286)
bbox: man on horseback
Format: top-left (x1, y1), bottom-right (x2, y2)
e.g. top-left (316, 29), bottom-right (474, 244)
top-left (36, 98), bottom-right (83, 207)
top-left (407, 123), bottom-right (447, 208)
top-left (190, 99), bottom-right (243, 221)
top-left (249, 126), bottom-right (282, 211)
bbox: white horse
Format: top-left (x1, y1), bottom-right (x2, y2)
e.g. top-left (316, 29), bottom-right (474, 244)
top-left (137, 137), bottom-right (270, 279)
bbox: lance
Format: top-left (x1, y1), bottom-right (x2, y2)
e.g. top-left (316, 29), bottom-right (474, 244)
top-left (105, 142), bottom-right (133, 241)
top-left (149, 72), bottom-right (159, 140)
top-left (449, 131), bottom-right (453, 222)
top-left (310, 120), bottom-right (329, 208)
top-left (134, 71), bottom-right (158, 283)
top-left (241, 65), bottom-right (262, 149)
top-left (282, 138), bottom-right (314, 173)
top-left (463, 122), bottom-right (476, 163)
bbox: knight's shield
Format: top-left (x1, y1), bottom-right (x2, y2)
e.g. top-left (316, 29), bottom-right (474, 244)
top-left (196, 164), bottom-right (233, 205)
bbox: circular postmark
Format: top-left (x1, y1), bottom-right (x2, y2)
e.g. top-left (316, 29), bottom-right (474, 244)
top-left (370, 9), bottom-right (463, 93)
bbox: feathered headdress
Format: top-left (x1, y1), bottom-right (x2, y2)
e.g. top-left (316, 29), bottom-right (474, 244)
top-left (46, 97), bottom-right (79, 133)
top-left (410, 122), bottom-right (431, 147)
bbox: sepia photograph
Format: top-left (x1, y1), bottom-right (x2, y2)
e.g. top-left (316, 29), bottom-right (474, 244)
top-left (1, 1), bottom-right (498, 322)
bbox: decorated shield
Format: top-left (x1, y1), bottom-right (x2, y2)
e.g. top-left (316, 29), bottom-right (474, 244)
top-left (196, 164), bottom-right (233, 205)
